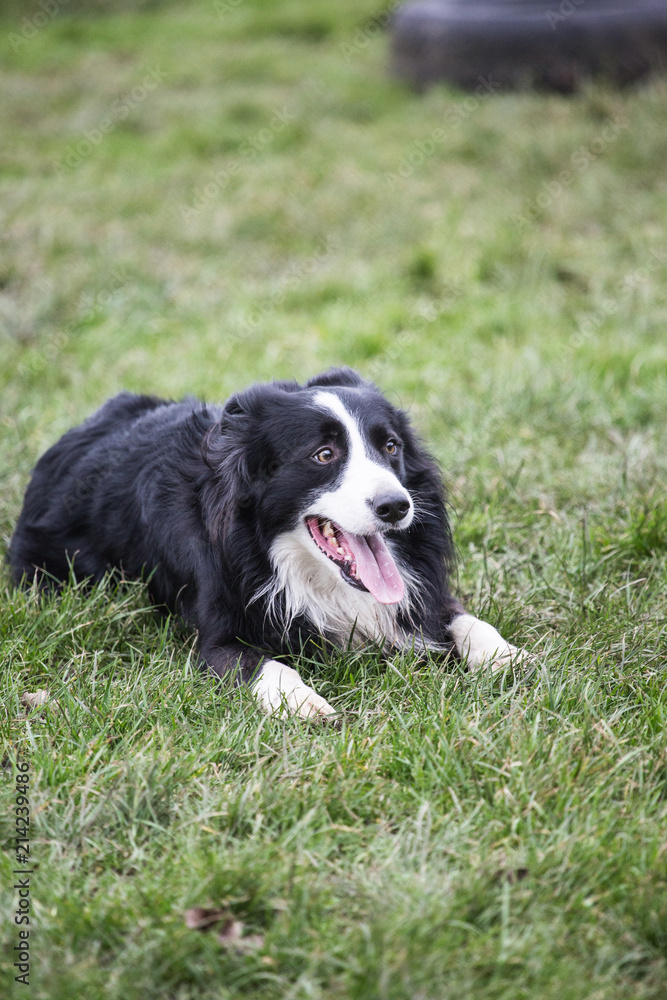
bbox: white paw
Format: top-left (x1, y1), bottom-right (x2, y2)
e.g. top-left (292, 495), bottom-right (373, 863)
top-left (251, 661), bottom-right (336, 720)
top-left (449, 614), bottom-right (528, 673)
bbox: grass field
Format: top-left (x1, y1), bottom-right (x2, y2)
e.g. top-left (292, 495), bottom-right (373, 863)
top-left (2, 1), bottom-right (667, 997)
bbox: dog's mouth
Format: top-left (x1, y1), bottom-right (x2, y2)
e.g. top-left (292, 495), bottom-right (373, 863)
top-left (305, 516), bottom-right (405, 605)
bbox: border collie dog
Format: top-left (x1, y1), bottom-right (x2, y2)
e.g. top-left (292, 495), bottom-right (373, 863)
top-left (9, 368), bottom-right (524, 718)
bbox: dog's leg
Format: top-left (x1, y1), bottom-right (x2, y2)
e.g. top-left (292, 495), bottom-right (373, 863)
top-left (200, 640), bottom-right (336, 720)
top-left (251, 661), bottom-right (336, 721)
top-left (448, 613), bottom-right (526, 672)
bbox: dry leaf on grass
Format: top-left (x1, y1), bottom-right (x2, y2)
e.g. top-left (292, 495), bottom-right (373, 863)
top-left (217, 919), bottom-right (264, 952)
top-left (183, 908), bottom-right (264, 953)
top-left (20, 690), bottom-right (51, 711)
top-left (184, 907), bottom-right (229, 930)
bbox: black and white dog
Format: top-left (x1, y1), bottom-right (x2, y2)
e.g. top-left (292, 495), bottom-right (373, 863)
top-left (9, 368), bottom-right (524, 718)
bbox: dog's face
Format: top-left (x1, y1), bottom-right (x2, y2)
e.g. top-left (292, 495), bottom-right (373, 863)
top-left (293, 385), bottom-right (414, 606)
top-left (211, 369), bottom-right (417, 607)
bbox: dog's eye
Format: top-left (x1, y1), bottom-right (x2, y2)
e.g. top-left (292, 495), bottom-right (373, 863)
top-left (313, 447), bottom-right (335, 464)
top-left (385, 440), bottom-right (398, 455)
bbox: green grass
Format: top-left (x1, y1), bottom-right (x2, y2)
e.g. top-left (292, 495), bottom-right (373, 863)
top-left (1, 1), bottom-right (667, 997)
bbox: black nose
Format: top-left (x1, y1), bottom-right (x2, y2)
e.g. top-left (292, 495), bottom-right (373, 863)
top-left (373, 494), bottom-right (411, 525)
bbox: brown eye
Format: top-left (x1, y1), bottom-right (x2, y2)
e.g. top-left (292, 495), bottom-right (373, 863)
top-left (386, 440), bottom-right (397, 455)
top-left (313, 447), bottom-right (335, 464)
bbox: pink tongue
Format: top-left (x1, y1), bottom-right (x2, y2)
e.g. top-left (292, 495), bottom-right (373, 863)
top-left (343, 531), bottom-right (405, 605)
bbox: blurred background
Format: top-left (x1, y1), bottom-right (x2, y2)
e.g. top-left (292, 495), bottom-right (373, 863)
top-left (3, 6), bottom-right (667, 997)
top-left (1, 0), bottom-right (666, 603)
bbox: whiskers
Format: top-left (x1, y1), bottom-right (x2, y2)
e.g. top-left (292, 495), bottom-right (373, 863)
top-left (409, 499), bottom-right (439, 526)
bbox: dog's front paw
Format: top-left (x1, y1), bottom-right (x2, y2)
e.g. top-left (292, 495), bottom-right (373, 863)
top-left (479, 641), bottom-right (529, 672)
top-left (252, 661), bottom-right (336, 720)
top-left (449, 614), bottom-right (528, 673)
top-left (288, 685), bottom-right (337, 721)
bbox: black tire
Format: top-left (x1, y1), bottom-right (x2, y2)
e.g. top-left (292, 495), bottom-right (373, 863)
top-left (391, 0), bottom-right (667, 92)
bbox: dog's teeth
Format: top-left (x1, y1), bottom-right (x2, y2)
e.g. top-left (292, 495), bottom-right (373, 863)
top-left (336, 546), bottom-right (344, 554)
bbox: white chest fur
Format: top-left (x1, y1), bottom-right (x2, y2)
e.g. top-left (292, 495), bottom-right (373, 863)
top-left (256, 527), bottom-right (414, 649)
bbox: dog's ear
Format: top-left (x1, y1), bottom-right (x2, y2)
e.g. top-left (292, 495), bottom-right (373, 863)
top-left (396, 412), bottom-right (445, 504)
top-left (397, 410), bottom-right (455, 571)
top-left (387, 409), bottom-right (456, 634)
top-left (306, 367), bottom-right (366, 390)
top-left (201, 410), bottom-right (253, 541)
top-left (222, 393), bottom-right (248, 416)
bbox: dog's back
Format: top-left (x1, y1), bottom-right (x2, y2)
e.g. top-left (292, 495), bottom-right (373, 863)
top-left (9, 392), bottom-right (169, 587)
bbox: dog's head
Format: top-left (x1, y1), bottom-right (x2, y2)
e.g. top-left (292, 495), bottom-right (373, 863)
top-left (204, 368), bottom-right (446, 609)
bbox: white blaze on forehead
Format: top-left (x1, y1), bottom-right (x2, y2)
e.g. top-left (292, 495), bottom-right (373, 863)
top-left (310, 390), bottom-right (413, 536)
top-left (313, 390), bottom-right (372, 462)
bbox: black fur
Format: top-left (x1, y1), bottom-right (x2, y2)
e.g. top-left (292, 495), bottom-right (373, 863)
top-left (8, 368), bottom-right (464, 686)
